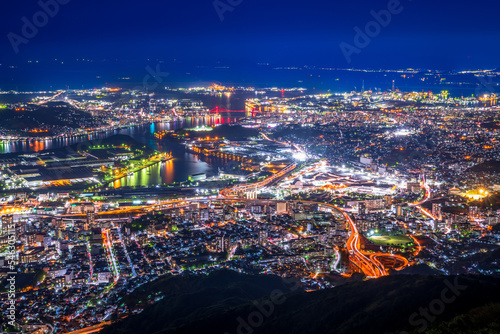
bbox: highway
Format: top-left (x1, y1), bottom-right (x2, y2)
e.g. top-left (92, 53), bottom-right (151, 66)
top-left (317, 201), bottom-right (387, 278)
top-left (52, 164), bottom-right (416, 333)
top-left (220, 163), bottom-right (296, 197)
top-left (221, 161), bottom-right (409, 278)
top-left (409, 234), bottom-right (423, 257)
top-left (410, 183), bottom-right (432, 207)
top-left (410, 183), bottom-right (439, 220)
top-left (59, 194), bottom-right (411, 333)
top-left (220, 160), bottom-right (407, 278)
top-left (64, 321), bottom-right (112, 334)
top-left (316, 201), bottom-right (410, 277)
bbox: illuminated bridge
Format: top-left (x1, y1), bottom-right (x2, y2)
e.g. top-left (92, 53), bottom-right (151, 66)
top-left (209, 106), bottom-right (260, 116)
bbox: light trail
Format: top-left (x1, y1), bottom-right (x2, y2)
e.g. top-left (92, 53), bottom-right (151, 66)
top-left (310, 201), bottom-right (409, 278)
top-left (63, 321), bottom-right (112, 334)
top-left (332, 248), bottom-right (341, 272)
top-left (220, 164), bottom-right (296, 197)
top-left (116, 227), bottom-right (137, 277)
top-left (409, 234), bottom-right (422, 256)
top-left (102, 229), bottom-right (120, 282)
top-left (86, 241), bottom-right (94, 283)
top-left (228, 245), bottom-right (238, 260)
top-left (409, 183), bottom-right (439, 220)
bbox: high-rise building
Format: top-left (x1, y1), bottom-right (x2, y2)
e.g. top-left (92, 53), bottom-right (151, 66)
top-left (276, 202), bottom-right (288, 214)
top-left (87, 212), bottom-right (95, 225)
top-left (407, 182), bottom-right (421, 193)
top-left (1, 215), bottom-right (14, 235)
top-left (469, 206), bottom-right (479, 219)
top-left (258, 230), bottom-right (268, 245)
top-left (432, 203), bottom-right (442, 220)
top-left (396, 205), bottom-right (403, 217)
top-left (364, 199), bottom-right (384, 210)
top-left (358, 202), bottom-right (366, 216)
top-left (216, 236), bottom-right (230, 252)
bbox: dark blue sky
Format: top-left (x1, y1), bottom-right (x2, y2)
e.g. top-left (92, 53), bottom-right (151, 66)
top-left (1, 0), bottom-right (500, 70)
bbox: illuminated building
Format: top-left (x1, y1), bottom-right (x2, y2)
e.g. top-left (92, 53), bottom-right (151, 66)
top-left (469, 206), bottom-right (479, 219)
top-left (276, 202), bottom-right (288, 213)
top-left (358, 202), bottom-right (366, 215)
top-left (258, 230), bottom-right (268, 245)
top-left (396, 205), bottom-right (403, 217)
top-left (432, 203), bottom-right (442, 220)
top-left (189, 173), bottom-right (207, 182)
top-left (1, 215), bottom-right (14, 235)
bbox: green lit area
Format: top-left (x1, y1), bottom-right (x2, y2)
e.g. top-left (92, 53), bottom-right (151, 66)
top-left (184, 126), bottom-right (214, 132)
top-left (367, 235), bottom-right (413, 248)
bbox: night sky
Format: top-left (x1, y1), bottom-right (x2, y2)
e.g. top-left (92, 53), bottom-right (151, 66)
top-left (1, 0), bottom-right (500, 88)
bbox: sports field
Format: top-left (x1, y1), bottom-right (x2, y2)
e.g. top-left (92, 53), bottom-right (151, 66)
top-left (368, 235), bottom-right (413, 247)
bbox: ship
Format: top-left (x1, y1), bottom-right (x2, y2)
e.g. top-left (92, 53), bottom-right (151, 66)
top-left (161, 153), bottom-right (173, 162)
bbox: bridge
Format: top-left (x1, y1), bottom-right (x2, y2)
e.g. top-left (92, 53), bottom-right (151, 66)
top-left (209, 106), bottom-right (260, 116)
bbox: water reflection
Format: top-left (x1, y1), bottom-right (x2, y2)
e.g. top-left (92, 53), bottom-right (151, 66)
top-left (1, 115), bottom-right (240, 186)
top-left (111, 155), bottom-right (208, 188)
top-left (0, 115), bottom-right (242, 188)
top-left (0, 115), bottom-right (238, 154)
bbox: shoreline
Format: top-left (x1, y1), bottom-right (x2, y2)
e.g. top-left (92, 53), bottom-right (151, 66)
top-left (0, 121), bottom-right (154, 144)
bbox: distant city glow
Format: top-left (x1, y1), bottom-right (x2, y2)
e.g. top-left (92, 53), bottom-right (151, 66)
top-left (293, 152), bottom-right (308, 161)
top-left (393, 129), bottom-right (413, 136)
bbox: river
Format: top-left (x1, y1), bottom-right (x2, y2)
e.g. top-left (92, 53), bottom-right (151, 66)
top-left (0, 114), bottom-right (241, 187)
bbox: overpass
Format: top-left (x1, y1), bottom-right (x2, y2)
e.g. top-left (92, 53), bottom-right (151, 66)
top-left (217, 164), bottom-right (409, 277)
top-left (198, 197), bottom-right (410, 278)
top-left (51, 196), bottom-right (411, 333)
top-left (220, 164), bottom-right (296, 198)
top-left (410, 183), bottom-right (438, 220)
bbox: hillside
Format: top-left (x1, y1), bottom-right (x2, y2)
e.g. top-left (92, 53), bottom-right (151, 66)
top-left (0, 102), bottom-right (103, 132)
top-left (101, 270), bottom-right (300, 334)
top-left (101, 271), bottom-right (500, 334)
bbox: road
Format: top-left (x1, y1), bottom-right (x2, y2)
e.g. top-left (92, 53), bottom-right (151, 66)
top-left (218, 163), bottom-right (409, 278)
top-left (64, 321), bottom-right (112, 334)
top-left (314, 201), bottom-right (410, 277)
top-left (323, 202), bottom-right (387, 278)
top-left (410, 183), bottom-right (438, 220)
top-left (41, 164), bottom-right (416, 332)
top-left (55, 195), bottom-right (410, 333)
top-left (220, 163), bottom-right (296, 197)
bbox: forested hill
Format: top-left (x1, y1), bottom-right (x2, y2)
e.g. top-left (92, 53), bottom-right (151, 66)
top-left (101, 270), bottom-right (500, 334)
